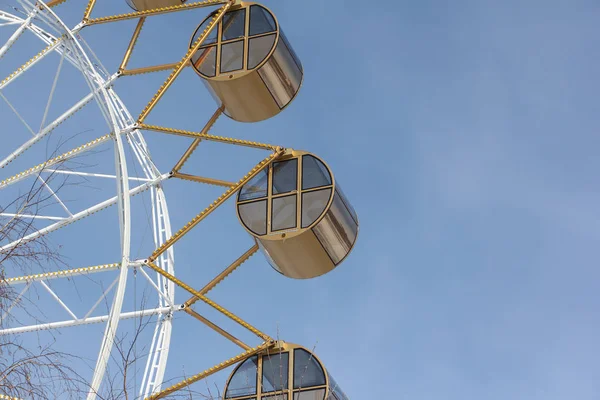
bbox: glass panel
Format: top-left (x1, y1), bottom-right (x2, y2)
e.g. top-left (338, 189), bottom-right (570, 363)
top-left (239, 170), bottom-right (268, 201)
top-left (328, 373), bottom-right (348, 400)
top-left (225, 356), bottom-right (258, 398)
top-left (258, 37), bottom-right (303, 109)
top-left (312, 192), bottom-right (358, 265)
top-left (222, 9), bottom-right (246, 41)
top-left (192, 46), bottom-right (217, 77)
top-left (264, 395), bottom-right (288, 400)
top-left (195, 15), bottom-right (219, 46)
top-left (279, 30), bottom-right (302, 71)
top-left (272, 159), bottom-right (297, 195)
top-left (262, 352), bottom-right (289, 393)
top-left (238, 200), bottom-right (267, 236)
top-left (248, 34), bottom-right (277, 69)
top-left (272, 195), bottom-right (296, 232)
top-left (292, 389), bottom-right (326, 400)
top-left (301, 189), bottom-right (331, 228)
top-left (302, 156), bottom-right (331, 190)
top-left (221, 40), bottom-right (244, 73)
top-left (293, 349), bottom-right (325, 389)
top-left (249, 5), bottom-right (277, 36)
top-left (334, 185), bottom-right (357, 225)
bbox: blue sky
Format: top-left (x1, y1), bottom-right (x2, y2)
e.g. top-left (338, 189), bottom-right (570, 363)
top-left (1, 0), bottom-right (600, 398)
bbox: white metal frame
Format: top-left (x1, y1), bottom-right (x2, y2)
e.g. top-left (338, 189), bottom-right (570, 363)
top-left (0, 2), bottom-right (176, 398)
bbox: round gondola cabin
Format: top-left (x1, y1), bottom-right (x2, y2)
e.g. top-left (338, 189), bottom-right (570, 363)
top-left (190, 2), bottom-right (303, 122)
top-left (236, 150), bottom-right (359, 279)
top-left (224, 342), bottom-right (349, 400)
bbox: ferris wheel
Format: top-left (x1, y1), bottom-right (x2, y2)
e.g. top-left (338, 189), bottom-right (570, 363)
top-left (0, 1), bottom-right (358, 399)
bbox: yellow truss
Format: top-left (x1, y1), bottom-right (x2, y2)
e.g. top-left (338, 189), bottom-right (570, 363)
top-left (12, 1), bottom-right (291, 396)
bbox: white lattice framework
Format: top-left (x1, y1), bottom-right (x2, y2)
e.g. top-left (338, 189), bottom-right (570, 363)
top-left (0, 1), bottom-right (176, 398)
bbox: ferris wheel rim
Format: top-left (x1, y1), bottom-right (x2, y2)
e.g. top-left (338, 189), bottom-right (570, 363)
top-left (0, 2), bottom-right (176, 398)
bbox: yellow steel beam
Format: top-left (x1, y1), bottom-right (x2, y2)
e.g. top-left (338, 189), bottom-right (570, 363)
top-left (85, 0), bottom-right (228, 26)
top-left (148, 150), bottom-right (282, 262)
top-left (145, 261), bottom-right (272, 341)
top-left (172, 173), bottom-right (235, 188)
top-left (82, 0), bottom-right (97, 21)
top-left (46, 0), bottom-right (68, 7)
top-left (140, 124), bottom-right (279, 151)
top-left (120, 62), bottom-right (183, 77)
top-left (146, 341), bottom-right (273, 399)
top-left (172, 106), bottom-right (224, 173)
top-left (137, 2), bottom-right (231, 123)
top-left (0, 134), bottom-right (111, 187)
top-left (1, 39), bottom-right (61, 88)
top-left (3, 263), bottom-right (121, 285)
top-left (184, 307), bottom-right (251, 350)
top-left (184, 244), bottom-right (259, 308)
top-left (119, 17), bottom-right (146, 73)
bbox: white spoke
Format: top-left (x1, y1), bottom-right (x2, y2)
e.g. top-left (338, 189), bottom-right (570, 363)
top-left (0, 8), bottom-right (36, 59)
top-left (44, 169), bottom-right (152, 182)
top-left (0, 306), bottom-right (179, 335)
top-left (0, 90), bottom-right (36, 136)
top-left (38, 43), bottom-right (65, 132)
top-left (0, 173), bottom-right (169, 254)
top-left (138, 266), bottom-right (174, 308)
top-left (83, 276), bottom-right (120, 320)
top-left (0, 213), bottom-right (66, 221)
top-left (37, 175), bottom-right (72, 217)
top-left (40, 280), bottom-right (77, 320)
top-left (0, 282), bottom-right (31, 323)
top-left (0, 75), bottom-right (118, 168)
top-left (0, 134), bottom-right (112, 189)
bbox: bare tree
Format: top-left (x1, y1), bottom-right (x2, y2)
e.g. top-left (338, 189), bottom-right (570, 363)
top-left (0, 166), bottom-right (87, 399)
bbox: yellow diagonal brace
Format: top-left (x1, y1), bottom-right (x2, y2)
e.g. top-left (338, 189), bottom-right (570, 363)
top-left (120, 62), bottom-right (183, 76)
top-left (46, 0), bottom-right (68, 7)
top-left (172, 106), bottom-right (224, 173)
top-left (86, 0), bottom-right (227, 25)
top-left (140, 124), bottom-right (279, 151)
top-left (1, 39), bottom-right (61, 87)
top-left (184, 244), bottom-right (259, 308)
top-left (82, 0), bottom-right (97, 21)
top-left (173, 173), bottom-right (235, 187)
top-left (3, 263), bottom-right (121, 285)
top-left (145, 261), bottom-right (272, 342)
top-left (119, 17), bottom-right (146, 72)
top-left (148, 150), bottom-right (282, 262)
top-left (0, 134), bottom-right (111, 187)
top-left (184, 308), bottom-right (250, 350)
top-left (146, 341), bottom-right (273, 399)
top-left (137, 2), bottom-right (231, 123)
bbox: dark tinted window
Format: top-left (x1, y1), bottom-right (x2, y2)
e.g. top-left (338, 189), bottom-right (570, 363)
top-left (248, 34), bottom-right (277, 69)
top-left (302, 189), bottom-right (331, 228)
top-left (292, 388), bottom-right (326, 400)
top-left (293, 349), bottom-right (325, 389)
top-left (239, 169), bottom-right (268, 201)
top-left (302, 155), bottom-right (331, 190)
top-left (222, 9), bottom-right (246, 41)
top-left (249, 5), bottom-right (277, 36)
top-left (272, 195), bottom-right (297, 231)
top-left (221, 40), bottom-right (244, 73)
top-left (225, 356), bottom-right (258, 398)
top-left (272, 159), bottom-right (297, 194)
top-left (193, 46), bottom-right (217, 77)
top-left (195, 16), bottom-right (218, 46)
top-left (262, 352), bottom-right (289, 393)
top-left (238, 200), bottom-right (267, 236)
